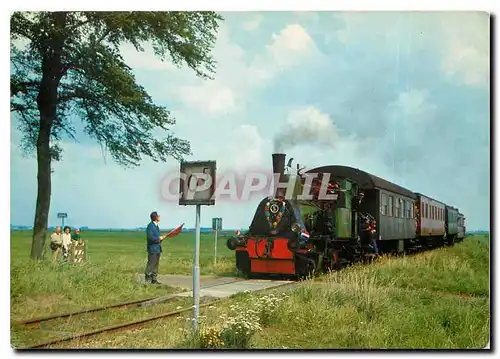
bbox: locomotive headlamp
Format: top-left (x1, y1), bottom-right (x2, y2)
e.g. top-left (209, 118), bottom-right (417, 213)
top-left (226, 236), bottom-right (246, 250)
top-left (291, 222), bottom-right (301, 233)
top-left (227, 237), bottom-right (238, 251)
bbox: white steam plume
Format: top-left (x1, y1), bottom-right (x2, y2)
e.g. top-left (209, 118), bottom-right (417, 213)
top-left (274, 106), bottom-right (341, 152)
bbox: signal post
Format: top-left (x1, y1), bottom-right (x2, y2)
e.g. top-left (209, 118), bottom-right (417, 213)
top-left (212, 217), bottom-right (223, 265)
top-left (179, 161), bottom-right (216, 334)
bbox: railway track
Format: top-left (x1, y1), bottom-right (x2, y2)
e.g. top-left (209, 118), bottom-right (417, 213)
top-left (15, 296), bottom-right (161, 328)
top-left (16, 277), bottom-right (246, 328)
top-left (16, 240), bottom-right (465, 350)
top-left (16, 278), bottom-right (297, 349)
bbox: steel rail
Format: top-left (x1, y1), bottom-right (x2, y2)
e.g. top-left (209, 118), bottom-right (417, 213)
top-left (15, 278), bottom-right (246, 328)
top-left (19, 280), bottom-right (297, 350)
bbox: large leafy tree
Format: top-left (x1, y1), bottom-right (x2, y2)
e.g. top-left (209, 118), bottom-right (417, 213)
top-left (10, 11), bottom-right (223, 259)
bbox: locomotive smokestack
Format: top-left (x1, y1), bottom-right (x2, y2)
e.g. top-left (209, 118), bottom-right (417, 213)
top-left (272, 153), bottom-right (287, 198)
top-left (272, 153), bottom-right (286, 178)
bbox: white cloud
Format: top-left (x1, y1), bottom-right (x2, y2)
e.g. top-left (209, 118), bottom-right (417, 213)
top-left (389, 88), bottom-right (437, 121)
top-left (242, 16), bottom-right (262, 31)
top-left (177, 83), bottom-right (237, 116)
top-left (384, 88), bottom-right (437, 148)
top-left (172, 23), bottom-right (320, 117)
top-left (439, 12), bottom-right (490, 87)
top-left (120, 42), bottom-right (176, 71)
top-left (333, 12), bottom-right (490, 88)
top-left (232, 124), bottom-right (267, 170)
top-left (265, 24), bottom-right (318, 68)
top-left (115, 23), bottom-right (322, 119)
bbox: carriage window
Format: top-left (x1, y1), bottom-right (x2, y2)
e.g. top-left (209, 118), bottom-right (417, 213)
top-left (388, 196), bottom-right (394, 216)
top-left (381, 194), bottom-right (387, 216)
top-left (394, 198), bottom-right (400, 218)
top-left (425, 204), bottom-right (428, 218)
top-left (401, 200), bottom-right (406, 218)
top-left (407, 201), bottom-right (412, 218)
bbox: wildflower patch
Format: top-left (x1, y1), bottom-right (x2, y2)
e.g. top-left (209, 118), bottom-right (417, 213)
top-left (188, 291), bottom-right (290, 349)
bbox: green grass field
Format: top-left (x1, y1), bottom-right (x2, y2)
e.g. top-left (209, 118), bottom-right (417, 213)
top-left (10, 230), bottom-right (235, 321)
top-left (10, 231), bottom-right (490, 349)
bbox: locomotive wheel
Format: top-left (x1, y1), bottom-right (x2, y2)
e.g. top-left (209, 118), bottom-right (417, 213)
top-left (325, 250), bottom-right (342, 271)
top-left (235, 251), bottom-right (250, 277)
top-left (287, 238), bottom-right (299, 252)
top-left (295, 254), bottom-right (316, 280)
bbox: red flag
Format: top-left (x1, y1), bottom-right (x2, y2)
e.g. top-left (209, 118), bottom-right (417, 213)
top-left (166, 223), bottom-right (184, 238)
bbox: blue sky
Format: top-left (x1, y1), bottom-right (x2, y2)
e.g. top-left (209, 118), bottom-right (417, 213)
top-left (10, 11), bottom-right (490, 231)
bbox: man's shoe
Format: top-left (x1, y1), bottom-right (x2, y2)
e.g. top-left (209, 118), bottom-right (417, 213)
top-left (145, 275), bottom-right (151, 283)
top-left (151, 279), bottom-right (161, 285)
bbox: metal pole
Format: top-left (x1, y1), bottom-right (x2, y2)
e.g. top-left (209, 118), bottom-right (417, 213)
top-left (193, 204), bottom-right (201, 334)
top-left (214, 228), bottom-right (218, 265)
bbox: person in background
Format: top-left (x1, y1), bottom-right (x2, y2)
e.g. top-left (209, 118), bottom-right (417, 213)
top-left (50, 226), bottom-right (63, 263)
top-left (369, 220), bottom-right (379, 255)
top-left (62, 226), bottom-right (72, 261)
top-left (352, 191), bottom-right (364, 211)
top-left (145, 211), bottom-right (166, 284)
top-left (72, 228), bottom-right (81, 243)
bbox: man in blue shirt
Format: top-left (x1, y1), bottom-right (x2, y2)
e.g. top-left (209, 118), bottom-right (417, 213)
top-left (145, 211), bottom-right (166, 284)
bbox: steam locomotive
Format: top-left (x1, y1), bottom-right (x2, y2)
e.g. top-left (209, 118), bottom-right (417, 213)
top-left (227, 153), bottom-right (466, 279)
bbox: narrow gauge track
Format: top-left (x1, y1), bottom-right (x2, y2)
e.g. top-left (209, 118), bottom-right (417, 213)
top-left (15, 296), bottom-right (160, 328)
top-left (17, 279), bottom-right (297, 350)
top-left (15, 278), bottom-right (246, 328)
top-left (18, 239), bottom-right (467, 350)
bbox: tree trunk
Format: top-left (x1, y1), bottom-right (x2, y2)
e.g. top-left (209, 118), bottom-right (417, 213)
top-left (30, 35), bottom-right (65, 258)
top-left (30, 121), bottom-right (52, 259)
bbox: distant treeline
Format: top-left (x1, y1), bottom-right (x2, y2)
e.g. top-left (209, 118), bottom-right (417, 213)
top-left (10, 227), bottom-right (489, 236)
top-left (11, 226), bottom-right (242, 233)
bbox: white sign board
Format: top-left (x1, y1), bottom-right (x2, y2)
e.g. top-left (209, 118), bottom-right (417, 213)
top-left (179, 161), bottom-right (216, 206)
